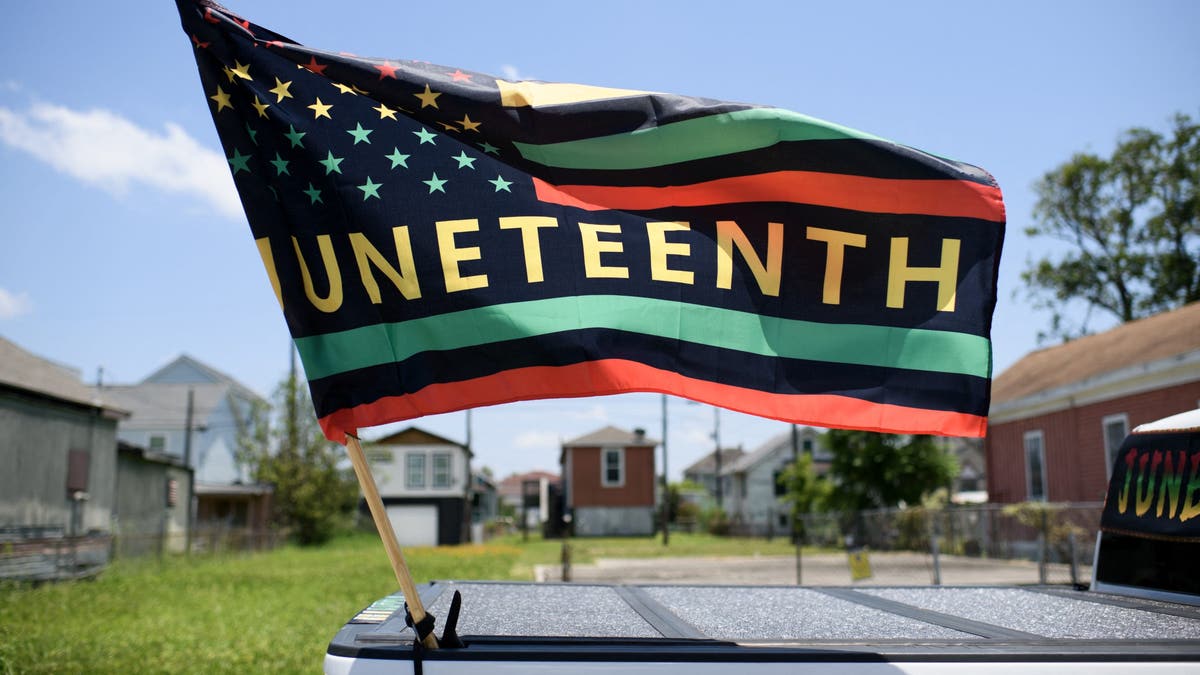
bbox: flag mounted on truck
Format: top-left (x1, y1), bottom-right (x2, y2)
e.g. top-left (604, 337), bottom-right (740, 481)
top-left (177, 0), bottom-right (1005, 442)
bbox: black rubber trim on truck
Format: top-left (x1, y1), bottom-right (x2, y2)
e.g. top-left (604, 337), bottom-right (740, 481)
top-left (1024, 586), bottom-right (1200, 621)
top-left (811, 587), bottom-right (1041, 640)
top-left (330, 632), bottom-right (1200, 663)
top-left (613, 585), bottom-right (708, 639)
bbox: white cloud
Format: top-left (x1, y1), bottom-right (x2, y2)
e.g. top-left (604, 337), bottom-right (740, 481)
top-left (681, 425), bottom-right (715, 447)
top-left (0, 102), bottom-right (242, 219)
top-left (0, 288), bottom-right (32, 319)
top-left (513, 430), bottom-right (560, 450)
top-left (499, 64), bottom-right (530, 81)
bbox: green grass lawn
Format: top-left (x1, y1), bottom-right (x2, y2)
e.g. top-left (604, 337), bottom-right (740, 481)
top-left (0, 531), bottom-right (801, 674)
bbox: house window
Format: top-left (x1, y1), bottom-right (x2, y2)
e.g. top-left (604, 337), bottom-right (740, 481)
top-left (1102, 413), bottom-right (1129, 478)
top-left (432, 452), bottom-right (452, 488)
top-left (149, 435), bottom-right (167, 453)
top-left (406, 453), bottom-right (426, 489)
top-left (1024, 430), bottom-right (1047, 501)
top-left (601, 448), bottom-right (624, 487)
top-left (773, 470), bottom-right (787, 497)
top-left (802, 438), bottom-right (813, 452)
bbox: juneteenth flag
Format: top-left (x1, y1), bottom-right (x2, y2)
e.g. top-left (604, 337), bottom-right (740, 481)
top-left (178, 0), bottom-right (1005, 442)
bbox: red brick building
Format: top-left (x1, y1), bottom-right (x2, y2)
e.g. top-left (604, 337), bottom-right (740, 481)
top-left (987, 302), bottom-right (1200, 504)
top-left (561, 425), bottom-right (657, 536)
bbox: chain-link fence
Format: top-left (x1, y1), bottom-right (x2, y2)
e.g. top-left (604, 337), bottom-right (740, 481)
top-left (0, 527), bottom-right (112, 582)
top-left (109, 526), bottom-right (286, 559)
top-left (794, 502), bottom-right (1103, 586)
top-left (1, 526), bottom-right (287, 581)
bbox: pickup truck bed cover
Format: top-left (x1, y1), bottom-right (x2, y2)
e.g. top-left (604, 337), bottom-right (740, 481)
top-left (325, 581), bottom-right (1200, 673)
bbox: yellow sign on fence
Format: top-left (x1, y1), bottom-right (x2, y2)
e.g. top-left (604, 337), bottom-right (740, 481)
top-left (848, 549), bottom-right (873, 581)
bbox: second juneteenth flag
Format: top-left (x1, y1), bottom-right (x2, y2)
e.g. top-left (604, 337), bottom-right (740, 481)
top-left (178, 0), bottom-right (1005, 442)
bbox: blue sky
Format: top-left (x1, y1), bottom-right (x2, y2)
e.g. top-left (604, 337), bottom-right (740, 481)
top-left (1, 1), bottom-right (1197, 480)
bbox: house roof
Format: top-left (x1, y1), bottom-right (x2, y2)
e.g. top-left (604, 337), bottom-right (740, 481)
top-left (0, 335), bottom-right (127, 416)
top-left (723, 427), bottom-right (823, 475)
top-left (563, 425), bottom-right (658, 448)
top-left (90, 355), bottom-right (264, 431)
top-left (991, 301), bottom-right (1200, 406)
top-left (681, 447), bottom-right (745, 476)
top-left (497, 470), bottom-right (560, 498)
top-left (142, 354), bottom-right (263, 403)
top-left (372, 426), bottom-right (466, 450)
top-left (724, 430), bottom-right (791, 475)
top-left (97, 382), bottom-right (238, 430)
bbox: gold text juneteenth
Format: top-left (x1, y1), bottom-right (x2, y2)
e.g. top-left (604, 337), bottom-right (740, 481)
top-left (255, 218), bottom-right (963, 315)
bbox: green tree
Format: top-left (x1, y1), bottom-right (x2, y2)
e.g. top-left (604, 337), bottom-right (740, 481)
top-left (1023, 112), bottom-right (1199, 341)
top-left (824, 430), bottom-right (958, 512)
top-left (237, 372), bottom-right (358, 545)
top-left (777, 452), bottom-right (832, 541)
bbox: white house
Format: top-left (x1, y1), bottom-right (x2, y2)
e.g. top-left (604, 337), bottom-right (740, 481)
top-left (94, 355), bottom-right (265, 486)
top-left (681, 447), bottom-right (745, 502)
top-left (366, 427), bottom-right (471, 547)
top-left (721, 426), bottom-right (826, 536)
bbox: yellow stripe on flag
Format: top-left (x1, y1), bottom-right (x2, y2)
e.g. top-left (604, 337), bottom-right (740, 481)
top-left (497, 79), bottom-right (651, 107)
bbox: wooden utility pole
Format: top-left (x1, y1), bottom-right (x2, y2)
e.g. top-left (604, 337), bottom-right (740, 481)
top-left (713, 407), bottom-right (723, 509)
top-left (183, 387), bottom-right (195, 555)
top-left (791, 423), bottom-right (801, 585)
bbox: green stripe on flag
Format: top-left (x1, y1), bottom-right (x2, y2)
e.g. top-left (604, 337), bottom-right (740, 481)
top-left (512, 108), bottom-right (888, 170)
top-left (294, 295), bottom-right (989, 381)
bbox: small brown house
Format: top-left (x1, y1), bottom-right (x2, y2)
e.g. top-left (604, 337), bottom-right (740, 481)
top-left (561, 425), bottom-right (657, 536)
top-left (987, 302), bottom-right (1200, 504)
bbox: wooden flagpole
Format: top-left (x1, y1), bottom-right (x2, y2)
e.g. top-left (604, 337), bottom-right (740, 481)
top-left (345, 433), bottom-right (439, 649)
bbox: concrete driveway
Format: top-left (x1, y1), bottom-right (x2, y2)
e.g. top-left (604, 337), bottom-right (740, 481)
top-left (536, 552), bottom-right (1088, 586)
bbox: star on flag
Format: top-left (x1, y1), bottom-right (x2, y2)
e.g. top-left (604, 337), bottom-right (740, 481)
top-left (192, 21), bottom-right (528, 219)
top-left (423, 173), bottom-right (447, 193)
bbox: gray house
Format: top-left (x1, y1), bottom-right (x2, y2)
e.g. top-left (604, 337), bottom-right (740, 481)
top-left (0, 336), bottom-right (128, 577)
top-left (681, 447), bottom-right (745, 501)
top-left (96, 355), bottom-right (266, 485)
top-left (721, 426), bottom-right (826, 536)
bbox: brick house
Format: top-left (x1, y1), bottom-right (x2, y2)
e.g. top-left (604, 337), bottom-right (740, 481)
top-left (561, 425), bottom-right (657, 536)
top-left (986, 302), bottom-right (1200, 504)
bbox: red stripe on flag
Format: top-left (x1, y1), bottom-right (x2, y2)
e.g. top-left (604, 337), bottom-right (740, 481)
top-left (533, 172), bottom-right (1005, 222)
top-left (319, 359), bottom-right (986, 442)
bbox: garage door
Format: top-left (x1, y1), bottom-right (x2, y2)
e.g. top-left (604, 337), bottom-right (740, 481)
top-left (385, 505), bottom-right (438, 547)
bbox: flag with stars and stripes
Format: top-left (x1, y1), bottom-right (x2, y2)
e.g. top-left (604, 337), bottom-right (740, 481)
top-left (178, 0), bottom-right (1005, 443)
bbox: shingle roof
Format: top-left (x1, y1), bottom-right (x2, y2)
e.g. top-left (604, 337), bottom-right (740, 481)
top-left (724, 430), bottom-right (792, 474)
top-left (96, 383), bottom-right (233, 430)
top-left (562, 425), bottom-right (658, 447)
top-left (0, 335), bottom-right (126, 415)
top-left (722, 426), bottom-right (825, 475)
top-left (991, 302), bottom-right (1200, 406)
top-left (90, 355), bottom-right (265, 431)
top-left (497, 470), bottom-right (560, 498)
top-left (372, 425), bottom-right (466, 449)
top-left (143, 354), bottom-right (263, 403)
top-left (681, 448), bottom-right (745, 476)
